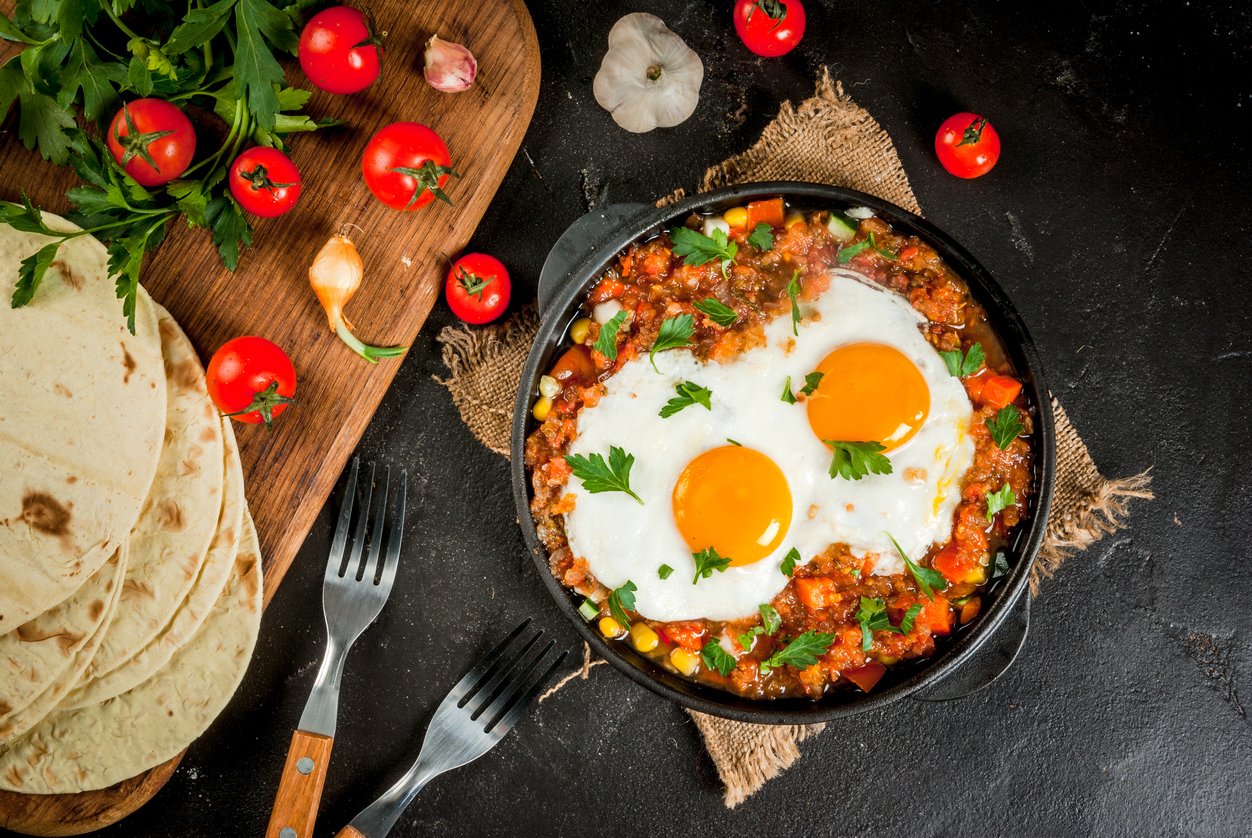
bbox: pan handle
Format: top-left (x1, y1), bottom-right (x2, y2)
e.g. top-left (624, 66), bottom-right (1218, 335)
top-left (910, 589), bottom-right (1031, 702)
top-left (538, 203), bottom-right (650, 315)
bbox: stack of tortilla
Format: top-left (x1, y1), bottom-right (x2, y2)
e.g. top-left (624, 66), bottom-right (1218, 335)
top-left (0, 212), bottom-right (262, 794)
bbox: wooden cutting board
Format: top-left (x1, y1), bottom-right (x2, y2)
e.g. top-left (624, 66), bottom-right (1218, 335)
top-left (0, 0), bottom-right (540, 834)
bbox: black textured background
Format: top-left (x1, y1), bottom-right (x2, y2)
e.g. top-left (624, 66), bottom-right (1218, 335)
top-left (18, 0), bottom-right (1252, 835)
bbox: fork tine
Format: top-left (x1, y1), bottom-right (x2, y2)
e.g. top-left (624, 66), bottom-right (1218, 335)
top-left (362, 466), bottom-right (391, 584)
top-left (465, 632), bottom-right (544, 719)
top-left (346, 462), bottom-right (376, 579)
top-left (450, 619), bottom-right (531, 705)
top-left (376, 471), bottom-right (406, 596)
top-left (484, 643), bottom-right (565, 735)
top-left (325, 457), bottom-right (360, 577)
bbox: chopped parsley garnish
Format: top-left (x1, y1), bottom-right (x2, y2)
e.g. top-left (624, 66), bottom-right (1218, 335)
top-left (737, 604), bottom-right (782, 650)
top-left (836, 231), bottom-right (897, 264)
top-left (785, 270), bottom-right (802, 335)
top-left (701, 639), bottom-right (737, 676)
top-left (564, 446), bottom-right (643, 505)
top-left (726, 438), bottom-right (742, 447)
top-left (987, 406), bottom-right (1024, 449)
top-left (747, 222), bottom-right (774, 252)
top-left (855, 596), bottom-right (925, 651)
top-left (607, 580), bottom-right (636, 629)
top-left (939, 343), bottom-right (985, 378)
top-left (691, 546), bottom-right (733, 584)
top-left (648, 314), bottom-right (696, 373)
top-left (886, 532), bottom-right (947, 600)
top-left (669, 225), bottom-right (737, 279)
top-left (825, 440), bottom-right (892, 481)
top-left (693, 297), bottom-right (739, 328)
top-left (780, 548), bottom-right (801, 577)
top-left (986, 483), bottom-right (1016, 522)
top-left (592, 310), bottom-right (628, 360)
top-left (658, 564), bottom-right (674, 580)
top-left (992, 550), bottom-right (1011, 579)
top-left (781, 376), bottom-right (798, 404)
top-left (659, 381), bottom-right (712, 418)
top-left (758, 630), bottom-right (836, 675)
top-left (800, 371), bottom-right (824, 396)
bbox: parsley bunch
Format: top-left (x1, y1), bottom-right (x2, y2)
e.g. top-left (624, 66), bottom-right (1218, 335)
top-left (0, 0), bottom-right (336, 331)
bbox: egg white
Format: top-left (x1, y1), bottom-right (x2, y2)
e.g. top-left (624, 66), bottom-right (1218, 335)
top-left (562, 269), bottom-right (975, 622)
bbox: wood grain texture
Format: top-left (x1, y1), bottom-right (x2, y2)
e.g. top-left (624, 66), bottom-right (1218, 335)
top-left (265, 731), bottom-right (334, 838)
top-left (334, 826), bottom-right (367, 838)
top-left (0, 0), bottom-right (540, 834)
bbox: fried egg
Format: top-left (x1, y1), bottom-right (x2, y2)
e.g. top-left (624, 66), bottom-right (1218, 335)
top-left (562, 269), bottom-right (975, 621)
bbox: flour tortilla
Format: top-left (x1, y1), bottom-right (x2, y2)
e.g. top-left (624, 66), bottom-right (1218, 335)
top-left (0, 541), bottom-right (128, 746)
top-left (0, 546), bottom-right (124, 722)
top-left (0, 512), bottom-right (261, 794)
top-left (0, 213), bottom-right (165, 636)
top-left (62, 417), bottom-right (243, 710)
top-left (81, 306), bottom-right (225, 683)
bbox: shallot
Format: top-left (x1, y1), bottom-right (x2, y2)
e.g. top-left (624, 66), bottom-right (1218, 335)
top-left (308, 231), bottom-right (407, 363)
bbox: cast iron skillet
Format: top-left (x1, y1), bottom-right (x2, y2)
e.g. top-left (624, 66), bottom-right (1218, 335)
top-left (511, 182), bottom-right (1055, 724)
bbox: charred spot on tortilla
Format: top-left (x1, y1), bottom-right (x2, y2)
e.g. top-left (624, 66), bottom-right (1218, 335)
top-left (198, 424), bottom-right (217, 444)
top-left (19, 492), bottom-right (71, 538)
top-left (52, 383), bottom-right (72, 398)
top-left (87, 599), bottom-right (104, 622)
top-left (123, 579), bottom-right (155, 599)
top-left (156, 499), bottom-right (186, 533)
top-left (121, 345), bottom-right (136, 384)
top-left (236, 553), bottom-right (261, 607)
top-left (174, 358), bottom-right (202, 392)
top-left (16, 622), bottom-right (85, 653)
top-left (66, 475), bottom-right (78, 484)
top-left (51, 260), bottom-right (84, 291)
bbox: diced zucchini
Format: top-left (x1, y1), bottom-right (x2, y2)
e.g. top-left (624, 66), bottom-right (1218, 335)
top-left (578, 598), bottom-right (599, 621)
top-left (826, 211), bottom-right (858, 242)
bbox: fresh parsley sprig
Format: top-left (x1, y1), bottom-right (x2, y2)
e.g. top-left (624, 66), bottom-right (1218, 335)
top-left (780, 376), bottom-right (798, 405)
top-left (692, 546), bottom-right (733, 584)
top-left (885, 532), bottom-right (948, 600)
top-left (939, 343), bottom-right (985, 378)
top-left (985, 483), bottom-right (1016, 521)
top-left (564, 446), bottom-right (644, 505)
top-left (649, 314), bottom-right (695, 373)
top-left (607, 580), bottom-right (637, 629)
top-left (593, 310), bottom-right (628, 360)
top-left (700, 639), bottom-right (737, 676)
top-left (658, 564), bottom-right (674, 580)
top-left (826, 440), bottom-right (892, 481)
top-left (987, 406), bottom-right (1024, 449)
top-left (837, 231), bottom-right (897, 264)
top-left (737, 604), bottom-right (782, 650)
top-left (785, 270), bottom-right (802, 335)
top-left (693, 296), bottom-right (738, 327)
top-left (780, 548), bottom-right (801, 577)
top-left (855, 596), bottom-right (924, 651)
top-left (669, 225), bottom-right (737, 279)
top-left (659, 381), bottom-right (712, 418)
top-left (800, 371), bottom-right (824, 396)
top-left (758, 630), bottom-right (836, 675)
top-left (746, 222), bottom-right (774, 251)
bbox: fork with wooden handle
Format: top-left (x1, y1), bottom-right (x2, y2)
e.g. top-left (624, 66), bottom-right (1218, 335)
top-left (331, 619), bottom-right (567, 838)
top-left (265, 459), bottom-right (406, 838)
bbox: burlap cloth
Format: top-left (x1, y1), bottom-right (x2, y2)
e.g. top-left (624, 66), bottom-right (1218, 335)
top-left (435, 69), bottom-right (1153, 808)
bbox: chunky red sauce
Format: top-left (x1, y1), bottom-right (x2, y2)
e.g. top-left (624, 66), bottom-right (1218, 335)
top-left (525, 206), bottom-right (1035, 700)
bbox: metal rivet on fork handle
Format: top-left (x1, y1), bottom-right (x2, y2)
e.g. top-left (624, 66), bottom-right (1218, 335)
top-left (296, 757), bottom-right (315, 775)
top-left (279, 829), bottom-right (297, 838)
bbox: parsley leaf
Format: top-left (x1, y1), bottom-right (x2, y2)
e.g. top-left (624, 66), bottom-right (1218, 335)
top-left (837, 231), bottom-right (897, 264)
top-left (205, 194), bottom-right (254, 271)
top-left (658, 564), bottom-right (674, 580)
top-left (800, 371), bottom-right (824, 396)
top-left (693, 296), bottom-right (738, 327)
top-left (234, 0), bottom-right (299, 132)
top-left (167, 0), bottom-right (239, 54)
top-left (885, 532), bottom-right (947, 600)
top-left (780, 376), bottom-right (798, 404)
top-left (760, 630), bottom-right (836, 673)
top-left (11, 241), bottom-right (60, 309)
top-left (986, 483), bottom-right (1016, 522)
top-left (987, 406), bottom-right (1024, 450)
top-left (564, 446), bottom-right (644, 505)
top-left (785, 270), bottom-right (801, 335)
top-left (593, 310), bottom-right (628, 360)
top-left (56, 39), bottom-right (125, 123)
top-left (692, 546), bottom-right (732, 584)
top-left (855, 597), bottom-right (925, 651)
top-left (747, 222), bottom-right (774, 251)
top-left (939, 343), bottom-right (985, 377)
top-left (701, 639), bottom-right (737, 676)
top-left (781, 548), bottom-right (800, 577)
top-left (659, 380), bottom-right (712, 418)
top-left (726, 438), bottom-right (742, 446)
top-left (826, 440), bottom-right (892, 480)
top-left (648, 314), bottom-right (695, 373)
top-left (669, 225), bottom-right (737, 279)
top-left (737, 604), bottom-right (782, 651)
top-left (607, 580), bottom-right (636, 629)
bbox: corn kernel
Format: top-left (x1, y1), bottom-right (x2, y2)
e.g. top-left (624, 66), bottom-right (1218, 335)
top-left (630, 623), bottom-right (659, 653)
top-left (670, 647), bottom-right (700, 676)
top-left (599, 616), bottom-right (625, 638)
top-left (531, 396), bottom-right (552, 421)
top-left (538, 375), bottom-right (560, 399)
top-left (785, 211), bottom-right (806, 228)
top-left (569, 317), bottom-right (592, 344)
top-left (723, 207), bottom-right (749, 228)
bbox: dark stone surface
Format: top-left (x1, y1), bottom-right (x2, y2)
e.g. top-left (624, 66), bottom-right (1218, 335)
top-left (17, 0), bottom-right (1251, 835)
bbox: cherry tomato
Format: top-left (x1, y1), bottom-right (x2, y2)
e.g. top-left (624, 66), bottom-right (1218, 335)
top-left (734, 0), bottom-right (806, 57)
top-left (362, 122), bottom-right (459, 211)
top-left (228, 147), bottom-right (302, 218)
top-left (935, 113), bottom-right (1001, 178)
top-left (445, 253), bottom-right (510, 324)
top-left (106, 99), bottom-right (196, 186)
top-left (206, 337), bottom-right (299, 427)
top-left (298, 6), bottom-right (385, 95)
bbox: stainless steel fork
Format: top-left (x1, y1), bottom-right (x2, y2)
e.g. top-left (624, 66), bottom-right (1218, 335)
top-left (266, 458), bottom-right (407, 838)
top-left (332, 620), bottom-right (568, 838)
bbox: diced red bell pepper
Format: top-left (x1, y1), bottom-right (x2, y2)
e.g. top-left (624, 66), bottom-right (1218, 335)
top-left (933, 542), bottom-right (979, 584)
top-left (589, 278), bottom-right (627, 303)
top-left (550, 345), bottom-right (595, 386)
top-left (745, 198), bottom-right (785, 228)
top-left (844, 661), bottom-right (886, 692)
top-left (795, 576), bottom-right (840, 610)
top-left (980, 376), bottom-right (1022, 410)
top-left (918, 594), bottom-right (953, 636)
top-left (659, 621), bottom-right (707, 651)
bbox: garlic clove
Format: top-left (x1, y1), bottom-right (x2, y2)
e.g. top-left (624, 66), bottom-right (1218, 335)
top-left (424, 34), bottom-right (477, 93)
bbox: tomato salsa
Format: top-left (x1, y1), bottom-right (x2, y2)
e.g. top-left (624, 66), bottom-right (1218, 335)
top-left (525, 201), bottom-right (1035, 700)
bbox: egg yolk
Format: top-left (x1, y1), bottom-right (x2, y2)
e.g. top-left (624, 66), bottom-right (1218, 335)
top-left (672, 446), bottom-right (792, 567)
top-left (806, 343), bottom-right (930, 451)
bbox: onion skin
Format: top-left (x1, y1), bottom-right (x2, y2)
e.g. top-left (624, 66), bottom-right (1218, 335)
top-left (308, 234), bottom-right (407, 363)
top-left (424, 35), bottom-right (477, 92)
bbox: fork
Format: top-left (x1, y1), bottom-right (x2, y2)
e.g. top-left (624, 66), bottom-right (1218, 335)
top-left (266, 458), bottom-right (407, 838)
top-left (332, 619), bottom-right (568, 838)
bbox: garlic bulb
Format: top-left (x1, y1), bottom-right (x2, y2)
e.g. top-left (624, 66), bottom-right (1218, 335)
top-left (593, 13), bottom-right (703, 133)
top-left (424, 35), bottom-right (477, 92)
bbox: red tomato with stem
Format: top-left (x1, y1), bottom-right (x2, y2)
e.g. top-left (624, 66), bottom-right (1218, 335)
top-left (106, 99), bottom-right (196, 186)
top-left (935, 113), bottom-right (1001, 178)
top-left (362, 122), bottom-right (459, 211)
top-left (298, 6), bottom-right (386, 94)
top-left (206, 337), bottom-right (299, 427)
top-left (445, 253), bottom-right (510, 324)
top-left (229, 147), bottom-right (302, 217)
top-left (734, 0), bottom-right (806, 57)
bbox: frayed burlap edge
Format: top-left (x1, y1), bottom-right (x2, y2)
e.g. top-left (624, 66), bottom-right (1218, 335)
top-left (688, 712), bottom-right (825, 809)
